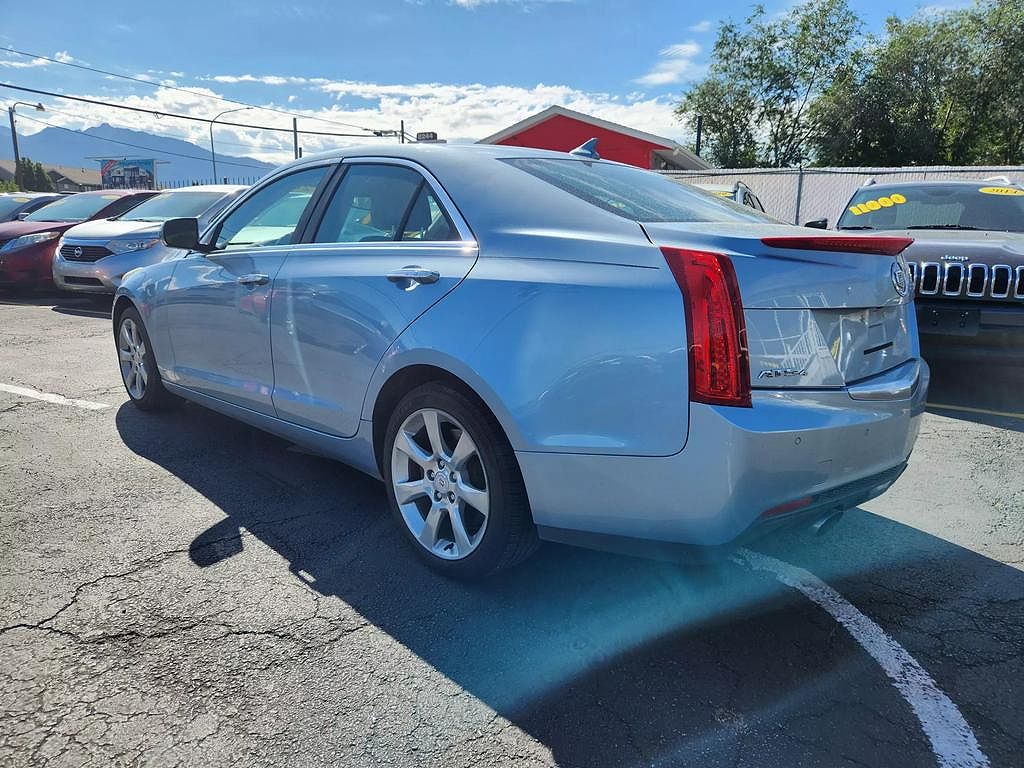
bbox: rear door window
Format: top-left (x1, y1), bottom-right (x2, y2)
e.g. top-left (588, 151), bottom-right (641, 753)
top-left (313, 164), bottom-right (427, 244)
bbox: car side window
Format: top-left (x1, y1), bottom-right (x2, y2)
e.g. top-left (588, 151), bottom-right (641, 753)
top-left (215, 167), bottom-right (328, 250)
top-left (400, 185), bottom-right (457, 241)
top-left (313, 164), bottom-right (453, 244)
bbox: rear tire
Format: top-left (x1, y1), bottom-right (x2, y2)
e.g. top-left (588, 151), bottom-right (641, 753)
top-left (383, 382), bottom-right (538, 578)
top-left (115, 306), bottom-right (177, 411)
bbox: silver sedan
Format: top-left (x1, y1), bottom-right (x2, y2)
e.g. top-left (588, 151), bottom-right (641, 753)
top-left (112, 143), bottom-right (927, 577)
top-left (53, 185), bottom-right (245, 294)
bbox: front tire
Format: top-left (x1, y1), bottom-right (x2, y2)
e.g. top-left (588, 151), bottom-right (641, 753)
top-left (383, 382), bottom-right (538, 578)
top-left (116, 307), bottom-right (176, 411)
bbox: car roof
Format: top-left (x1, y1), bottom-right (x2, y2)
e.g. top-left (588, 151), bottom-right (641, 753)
top-left (75, 188), bottom-right (155, 197)
top-left (693, 183), bottom-right (738, 193)
top-left (155, 184), bottom-right (246, 194)
top-left (0, 191), bottom-right (57, 199)
top-left (859, 179), bottom-right (1023, 190)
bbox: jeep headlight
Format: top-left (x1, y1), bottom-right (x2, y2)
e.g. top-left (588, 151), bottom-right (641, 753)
top-left (0, 230), bottom-right (61, 253)
top-left (107, 238), bottom-right (160, 255)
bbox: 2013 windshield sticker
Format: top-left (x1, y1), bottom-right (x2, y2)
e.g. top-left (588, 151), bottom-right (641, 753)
top-left (849, 193), bottom-right (907, 215)
top-left (978, 186), bottom-right (1024, 196)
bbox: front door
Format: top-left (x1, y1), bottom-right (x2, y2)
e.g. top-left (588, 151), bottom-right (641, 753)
top-left (164, 165), bottom-right (332, 414)
top-left (270, 161), bottom-right (478, 437)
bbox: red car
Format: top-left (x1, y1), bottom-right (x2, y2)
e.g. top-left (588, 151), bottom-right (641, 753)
top-left (0, 189), bottom-right (156, 290)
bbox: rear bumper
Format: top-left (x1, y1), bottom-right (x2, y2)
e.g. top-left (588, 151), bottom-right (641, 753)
top-left (917, 301), bottom-right (1024, 365)
top-left (518, 359), bottom-right (928, 548)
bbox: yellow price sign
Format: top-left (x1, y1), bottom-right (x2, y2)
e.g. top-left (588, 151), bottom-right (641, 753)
top-left (978, 186), bottom-right (1024, 196)
top-left (849, 193), bottom-right (906, 216)
top-left (12, 197), bottom-right (30, 202)
top-left (101, 194), bottom-right (120, 199)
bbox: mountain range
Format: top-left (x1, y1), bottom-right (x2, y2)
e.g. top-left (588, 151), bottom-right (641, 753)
top-left (0, 123), bottom-right (277, 185)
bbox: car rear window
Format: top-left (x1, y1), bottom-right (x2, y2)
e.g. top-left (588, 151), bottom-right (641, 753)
top-left (837, 184), bottom-right (1024, 232)
top-left (24, 193), bottom-right (123, 223)
top-left (116, 191), bottom-right (229, 222)
top-left (502, 158), bottom-right (774, 223)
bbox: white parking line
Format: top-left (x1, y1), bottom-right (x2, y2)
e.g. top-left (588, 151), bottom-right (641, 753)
top-left (0, 383), bottom-right (111, 411)
top-left (927, 402), bottom-right (1024, 421)
top-left (735, 549), bottom-right (990, 768)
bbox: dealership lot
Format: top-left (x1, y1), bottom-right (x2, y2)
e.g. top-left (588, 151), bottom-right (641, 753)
top-left (1, 296), bottom-right (1022, 768)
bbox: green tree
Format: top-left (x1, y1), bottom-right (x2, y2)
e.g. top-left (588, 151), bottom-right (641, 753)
top-left (811, 14), bottom-right (977, 166)
top-left (0, 179), bottom-right (17, 193)
top-left (676, 0), bottom-right (861, 167)
top-left (969, 0), bottom-right (1024, 163)
top-left (812, 0), bottom-right (1024, 166)
top-left (31, 161), bottom-right (54, 192)
top-left (13, 157), bottom-right (54, 192)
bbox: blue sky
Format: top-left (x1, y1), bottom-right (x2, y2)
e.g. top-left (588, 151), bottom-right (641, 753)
top-left (1, 0), bottom-right (968, 162)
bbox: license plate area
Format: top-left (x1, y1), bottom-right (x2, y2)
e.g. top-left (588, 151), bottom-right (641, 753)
top-left (918, 305), bottom-right (980, 336)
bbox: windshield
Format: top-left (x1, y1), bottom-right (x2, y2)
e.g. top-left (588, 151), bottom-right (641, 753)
top-left (116, 191), bottom-right (229, 222)
top-left (837, 184), bottom-right (1024, 232)
top-left (0, 195), bottom-right (37, 218)
top-left (503, 158), bottom-right (775, 223)
top-left (24, 193), bottom-right (120, 223)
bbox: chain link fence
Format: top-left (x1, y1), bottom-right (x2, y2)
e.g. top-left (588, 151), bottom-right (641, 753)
top-left (660, 166), bottom-right (1024, 225)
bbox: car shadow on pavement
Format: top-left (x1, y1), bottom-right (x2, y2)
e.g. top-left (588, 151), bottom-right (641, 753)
top-left (115, 401), bottom-right (1023, 768)
top-left (924, 357), bottom-right (1024, 433)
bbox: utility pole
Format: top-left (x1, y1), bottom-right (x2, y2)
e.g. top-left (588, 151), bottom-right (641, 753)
top-left (7, 102), bottom-right (45, 189)
top-left (695, 115), bottom-right (703, 157)
top-left (7, 107), bottom-right (20, 178)
top-left (293, 117), bottom-right (299, 159)
top-left (400, 120), bottom-right (405, 144)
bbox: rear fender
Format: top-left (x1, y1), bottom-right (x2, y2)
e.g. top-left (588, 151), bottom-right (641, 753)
top-left (363, 254), bottom-right (690, 457)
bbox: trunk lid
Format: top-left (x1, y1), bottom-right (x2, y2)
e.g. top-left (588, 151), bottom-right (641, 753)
top-left (641, 221), bottom-right (916, 388)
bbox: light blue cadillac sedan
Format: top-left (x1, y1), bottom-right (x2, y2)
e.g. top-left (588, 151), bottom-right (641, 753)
top-left (112, 143), bottom-right (928, 577)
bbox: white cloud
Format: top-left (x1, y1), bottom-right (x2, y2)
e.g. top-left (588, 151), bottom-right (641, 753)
top-left (0, 56), bottom-right (49, 69)
top-left (688, 20), bottom-right (712, 32)
top-left (16, 78), bottom-right (689, 167)
top-left (0, 49), bottom-right (77, 68)
top-left (634, 41), bottom-right (703, 87)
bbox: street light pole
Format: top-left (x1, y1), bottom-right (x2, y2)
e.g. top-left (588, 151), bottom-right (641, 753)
top-left (209, 107), bottom-right (252, 183)
top-left (6, 101), bottom-right (45, 187)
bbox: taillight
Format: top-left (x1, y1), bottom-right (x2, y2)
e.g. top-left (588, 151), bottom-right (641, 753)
top-left (760, 236), bottom-right (913, 256)
top-left (661, 247), bottom-right (751, 408)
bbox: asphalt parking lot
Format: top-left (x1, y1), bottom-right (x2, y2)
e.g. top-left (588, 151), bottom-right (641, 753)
top-left (1, 295), bottom-right (1022, 768)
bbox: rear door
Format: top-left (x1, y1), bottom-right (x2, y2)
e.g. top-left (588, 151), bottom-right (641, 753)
top-left (163, 165), bottom-right (332, 414)
top-left (270, 158), bottom-right (477, 437)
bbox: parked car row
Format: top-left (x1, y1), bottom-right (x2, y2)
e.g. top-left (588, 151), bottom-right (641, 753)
top-left (0, 186), bottom-right (245, 292)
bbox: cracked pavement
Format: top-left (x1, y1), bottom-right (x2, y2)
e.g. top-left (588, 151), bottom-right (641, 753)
top-left (1, 295), bottom-right (1022, 767)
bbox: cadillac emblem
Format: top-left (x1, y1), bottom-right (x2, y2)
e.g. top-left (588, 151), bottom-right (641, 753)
top-left (891, 262), bottom-right (909, 297)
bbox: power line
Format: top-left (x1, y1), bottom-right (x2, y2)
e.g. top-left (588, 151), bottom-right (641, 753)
top-left (0, 46), bottom-right (384, 134)
top-left (37, 103), bottom-right (291, 154)
top-left (0, 83), bottom-right (382, 138)
top-left (15, 113), bottom-right (270, 170)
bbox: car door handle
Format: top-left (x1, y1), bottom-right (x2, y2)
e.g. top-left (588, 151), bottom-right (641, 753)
top-left (387, 266), bottom-right (440, 285)
top-left (237, 273), bottom-right (270, 286)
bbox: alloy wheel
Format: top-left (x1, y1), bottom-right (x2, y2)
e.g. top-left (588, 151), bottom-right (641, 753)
top-left (118, 317), bottom-right (149, 400)
top-left (390, 408), bottom-right (490, 560)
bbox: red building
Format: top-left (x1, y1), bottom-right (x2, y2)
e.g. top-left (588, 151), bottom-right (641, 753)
top-left (477, 105), bottom-right (710, 171)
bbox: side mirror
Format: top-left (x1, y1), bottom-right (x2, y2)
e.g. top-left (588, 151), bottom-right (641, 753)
top-left (17, 211), bottom-right (29, 221)
top-left (804, 218), bottom-right (828, 229)
top-left (161, 217), bottom-right (205, 251)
